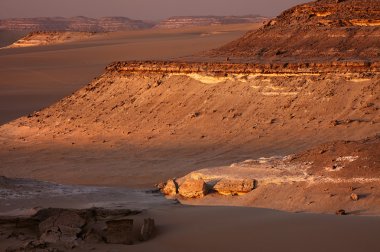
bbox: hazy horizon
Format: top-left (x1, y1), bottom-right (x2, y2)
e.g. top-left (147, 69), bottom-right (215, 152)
top-left (0, 0), bottom-right (307, 20)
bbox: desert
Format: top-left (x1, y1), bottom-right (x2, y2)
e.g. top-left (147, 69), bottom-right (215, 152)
top-left (0, 0), bottom-right (379, 251)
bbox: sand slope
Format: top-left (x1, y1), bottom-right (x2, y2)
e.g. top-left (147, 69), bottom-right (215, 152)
top-left (0, 62), bottom-right (378, 187)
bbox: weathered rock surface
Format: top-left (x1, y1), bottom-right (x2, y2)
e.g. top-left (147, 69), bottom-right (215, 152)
top-left (207, 0), bottom-right (380, 62)
top-left (105, 219), bottom-right (134, 245)
top-left (178, 178), bottom-right (208, 198)
top-left (1, 207), bottom-right (155, 251)
top-left (107, 60), bottom-right (380, 75)
top-left (350, 193), bottom-right (359, 201)
top-left (155, 15), bottom-right (268, 29)
top-left (213, 178), bottom-right (256, 196)
top-left (336, 209), bottom-right (347, 215)
top-left (0, 16), bottom-right (153, 32)
top-left (161, 179), bottom-right (178, 196)
top-left (38, 210), bottom-right (86, 234)
top-left (38, 210), bottom-right (85, 245)
top-left (140, 218), bottom-right (155, 241)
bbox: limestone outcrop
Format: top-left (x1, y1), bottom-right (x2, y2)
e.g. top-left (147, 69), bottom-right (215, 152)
top-left (2, 207), bottom-right (156, 251)
top-left (154, 15), bottom-right (268, 29)
top-left (213, 178), bottom-right (256, 196)
top-left (140, 218), bottom-right (155, 241)
top-left (207, 0), bottom-right (380, 62)
top-left (0, 16), bottom-right (153, 32)
top-left (178, 178), bottom-right (208, 198)
top-left (106, 60), bottom-right (380, 75)
top-left (161, 179), bottom-right (178, 196)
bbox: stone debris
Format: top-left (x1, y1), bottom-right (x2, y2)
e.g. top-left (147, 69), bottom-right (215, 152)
top-left (336, 209), bottom-right (347, 215)
top-left (161, 179), bottom-right (178, 196)
top-left (2, 207), bottom-right (156, 251)
top-left (213, 178), bottom-right (256, 196)
top-left (105, 219), bottom-right (134, 245)
top-left (140, 218), bottom-right (155, 241)
top-left (350, 193), bottom-right (359, 201)
top-left (178, 178), bottom-right (208, 198)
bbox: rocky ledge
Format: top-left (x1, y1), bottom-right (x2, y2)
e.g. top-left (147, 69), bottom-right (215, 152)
top-left (107, 60), bottom-right (380, 75)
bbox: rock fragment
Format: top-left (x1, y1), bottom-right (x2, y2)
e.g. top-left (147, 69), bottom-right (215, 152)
top-left (161, 179), bottom-right (178, 196)
top-left (335, 209), bottom-right (347, 215)
top-left (140, 218), bottom-right (155, 241)
top-left (178, 178), bottom-right (208, 198)
top-left (105, 219), bottom-right (134, 245)
top-left (350, 193), bottom-right (359, 201)
top-left (38, 210), bottom-right (85, 245)
top-left (213, 178), bottom-right (256, 196)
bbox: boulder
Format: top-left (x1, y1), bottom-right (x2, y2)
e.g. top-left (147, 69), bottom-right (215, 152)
top-left (213, 178), bottom-right (256, 196)
top-left (83, 228), bottom-right (104, 243)
top-left (178, 178), bottom-right (208, 198)
top-left (336, 209), bottom-right (347, 215)
top-left (39, 210), bottom-right (85, 234)
top-left (40, 226), bottom-right (61, 244)
top-left (350, 193), bottom-right (359, 201)
top-left (140, 218), bottom-right (155, 241)
top-left (105, 219), bottom-right (134, 245)
top-left (38, 210), bottom-right (86, 245)
top-left (161, 179), bottom-right (178, 196)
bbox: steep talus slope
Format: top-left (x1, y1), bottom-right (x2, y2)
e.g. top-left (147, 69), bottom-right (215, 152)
top-left (207, 0), bottom-right (380, 62)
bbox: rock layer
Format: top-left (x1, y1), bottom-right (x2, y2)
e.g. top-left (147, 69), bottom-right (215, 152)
top-left (155, 15), bottom-right (268, 29)
top-left (207, 0), bottom-right (380, 62)
top-left (0, 16), bottom-right (153, 32)
top-left (213, 179), bottom-right (256, 196)
top-left (178, 179), bottom-right (208, 198)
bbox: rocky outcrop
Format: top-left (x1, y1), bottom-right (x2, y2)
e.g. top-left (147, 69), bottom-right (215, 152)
top-left (105, 219), bottom-right (134, 245)
top-left (0, 16), bottom-right (153, 32)
top-left (161, 179), bottom-right (178, 196)
top-left (207, 0), bottom-right (380, 62)
top-left (178, 178), bottom-right (208, 198)
top-left (155, 15), bottom-right (268, 29)
top-left (140, 218), bottom-right (155, 241)
top-left (38, 210), bottom-right (85, 245)
top-left (213, 178), bottom-right (256, 196)
top-left (1, 207), bottom-right (156, 251)
top-left (106, 60), bottom-right (380, 75)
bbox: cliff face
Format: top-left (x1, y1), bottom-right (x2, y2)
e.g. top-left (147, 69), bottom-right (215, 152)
top-left (106, 60), bottom-right (380, 74)
top-left (154, 15), bottom-right (268, 29)
top-left (0, 16), bottom-right (154, 32)
top-left (208, 0), bottom-right (380, 62)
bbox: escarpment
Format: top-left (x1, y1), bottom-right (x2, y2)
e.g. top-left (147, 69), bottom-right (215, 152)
top-left (207, 0), bottom-right (380, 62)
top-left (2, 60), bottom-right (378, 147)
